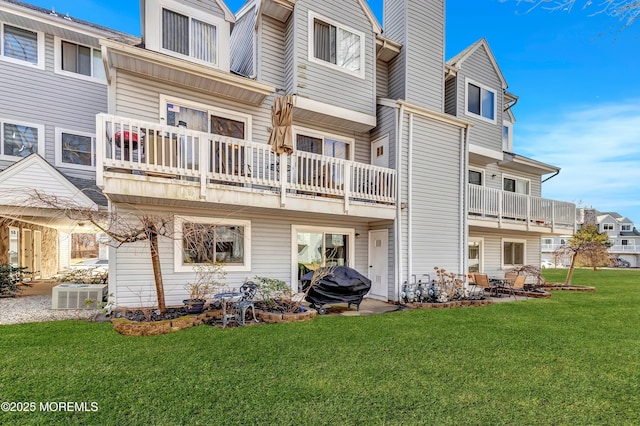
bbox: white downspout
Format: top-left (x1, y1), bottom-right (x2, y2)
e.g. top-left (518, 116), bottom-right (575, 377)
top-left (460, 126), bottom-right (470, 278)
top-left (395, 104), bottom-right (404, 301)
top-left (407, 113), bottom-right (414, 285)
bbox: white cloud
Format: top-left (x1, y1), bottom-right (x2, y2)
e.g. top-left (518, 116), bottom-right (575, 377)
top-left (517, 99), bottom-right (640, 225)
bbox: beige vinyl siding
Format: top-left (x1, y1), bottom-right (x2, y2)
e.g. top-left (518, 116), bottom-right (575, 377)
top-left (284, 8), bottom-right (295, 93)
top-left (113, 71), bottom-right (273, 144)
top-left (111, 207), bottom-right (375, 307)
top-left (180, 0), bottom-right (227, 18)
top-left (376, 60), bottom-right (389, 98)
top-left (456, 48), bottom-right (503, 152)
top-left (230, 5), bottom-right (256, 77)
top-left (469, 230), bottom-right (541, 276)
top-left (408, 114), bottom-right (463, 275)
top-left (470, 162), bottom-right (542, 197)
top-left (0, 33), bottom-right (107, 181)
top-left (404, 0), bottom-right (444, 111)
top-left (292, 0), bottom-right (376, 116)
top-left (259, 15), bottom-right (286, 88)
top-left (444, 77), bottom-right (457, 115)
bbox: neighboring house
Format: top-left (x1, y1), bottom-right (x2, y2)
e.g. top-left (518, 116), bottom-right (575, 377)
top-left (542, 209), bottom-right (640, 267)
top-left (443, 38), bottom-right (576, 276)
top-left (76, 0), bottom-right (573, 308)
top-left (0, 0), bottom-right (138, 277)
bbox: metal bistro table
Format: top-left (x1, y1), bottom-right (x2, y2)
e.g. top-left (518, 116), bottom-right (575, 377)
top-left (213, 291), bottom-right (242, 328)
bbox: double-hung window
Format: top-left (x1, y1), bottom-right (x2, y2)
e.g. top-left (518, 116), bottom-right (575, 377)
top-left (621, 224), bottom-right (631, 232)
top-left (0, 119), bottom-right (43, 158)
top-left (309, 12), bottom-right (364, 78)
top-left (466, 78), bottom-right (496, 123)
top-left (175, 216), bottom-right (250, 272)
top-left (56, 38), bottom-right (106, 81)
top-left (603, 223), bottom-right (614, 231)
top-left (162, 8), bottom-right (217, 65)
top-left (55, 128), bottom-right (95, 169)
top-left (468, 169), bottom-right (483, 186)
top-left (1, 23), bottom-right (43, 68)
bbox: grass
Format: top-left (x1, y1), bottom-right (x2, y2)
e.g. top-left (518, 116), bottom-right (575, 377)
top-left (1, 268), bottom-right (639, 425)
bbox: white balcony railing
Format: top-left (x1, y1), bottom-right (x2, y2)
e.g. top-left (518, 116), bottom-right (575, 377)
top-left (96, 114), bottom-right (396, 206)
top-left (468, 184), bottom-right (576, 230)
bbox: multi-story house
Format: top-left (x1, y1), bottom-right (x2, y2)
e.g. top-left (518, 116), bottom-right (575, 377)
top-left (542, 209), bottom-right (639, 267)
top-left (85, 0), bottom-right (575, 308)
top-left (0, 0), bottom-right (137, 277)
top-left (444, 38), bottom-right (576, 276)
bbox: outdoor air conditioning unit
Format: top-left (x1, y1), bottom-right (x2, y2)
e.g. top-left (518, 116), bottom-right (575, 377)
top-left (52, 284), bottom-right (107, 309)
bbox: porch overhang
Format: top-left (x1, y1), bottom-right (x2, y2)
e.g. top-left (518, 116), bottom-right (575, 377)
top-left (469, 144), bottom-right (503, 165)
top-left (100, 39), bottom-right (275, 106)
top-left (293, 96), bottom-right (377, 133)
top-left (499, 152), bottom-right (559, 175)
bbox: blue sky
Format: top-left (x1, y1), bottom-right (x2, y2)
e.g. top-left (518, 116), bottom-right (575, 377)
top-left (27, 0), bottom-right (640, 225)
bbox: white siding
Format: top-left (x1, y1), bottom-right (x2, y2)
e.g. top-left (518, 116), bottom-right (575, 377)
top-left (291, 0), bottom-right (376, 116)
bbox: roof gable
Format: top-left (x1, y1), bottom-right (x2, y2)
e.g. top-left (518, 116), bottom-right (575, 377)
top-left (0, 154), bottom-right (96, 209)
top-left (447, 38), bottom-right (507, 89)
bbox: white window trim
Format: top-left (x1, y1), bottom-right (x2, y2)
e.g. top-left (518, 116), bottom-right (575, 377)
top-left (174, 215), bottom-right (251, 273)
top-left (54, 128), bottom-right (96, 170)
top-left (291, 224), bottom-right (356, 291)
top-left (158, 0), bottom-right (223, 68)
top-left (502, 120), bottom-right (513, 152)
top-left (468, 237), bottom-right (484, 273)
top-left (603, 223), bottom-right (614, 231)
top-left (502, 173), bottom-right (531, 195)
top-left (502, 238), bottom-right (526, 269)
top-left (53, 36), bottom-right (107, 84)
top-left (468, 167), bottom-right (484, 186)
top-left (292, 125), bottom-right (355, 160)
top-left (159, 95), bottom-right (252, 140)
top-left (0, 22), bottom-right (45, 70)
top-left (307, 11), bottom-right (366, 79)
top-left (0, 118), bottom-right (45, 159)
top-left (621, 224), bottom-right (632, 231)
top-left (465, 77), bottom-right (497, 124)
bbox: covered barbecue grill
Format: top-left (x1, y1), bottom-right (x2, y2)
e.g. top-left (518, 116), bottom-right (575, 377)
top-left (301, 266), bottom-right (371, 314)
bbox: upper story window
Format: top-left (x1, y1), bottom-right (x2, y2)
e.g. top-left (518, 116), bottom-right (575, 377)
top-left (55, 128), bottom-right (95, 170)
top-left (622, 224), bottom-right (632, 231)
top-left (0, 119), bottom-right (44, 158)
top-left (56, 38), bottom-right (106, 81)
top-left (466, 78), bottom-right (496, 123)
top-left (503, 176), bottom-right (529, 195)
top-left (294, 128), bottom-right (352, 160)
top-left (162, 8), bottom-right (217, 65)
top-left (1, 23), bottom-right (44, 69)
top-left (468, 169), bottom-right (483, 186)
top-left (163, 97), bottom-right (250, 139)
top-left (308, 12), bottom-right (365, 79)
top-left (603, 223), bottom-right (614, 231)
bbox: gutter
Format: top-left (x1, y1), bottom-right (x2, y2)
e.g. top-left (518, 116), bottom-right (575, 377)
top-left (542, 170), bottom-right (560, 183)
top-left (395, 104), bottom-right (404, 302)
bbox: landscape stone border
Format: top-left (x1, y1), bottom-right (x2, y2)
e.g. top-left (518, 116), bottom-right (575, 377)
top-left (406, 299), bottom-right (494, 309)
top-left (542, 284), bottom-right (596, 292)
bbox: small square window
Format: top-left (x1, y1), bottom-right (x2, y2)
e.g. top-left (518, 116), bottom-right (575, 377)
top-left (503, 240), bottom-right (525, 266)
top-left (469, 170), bottom-right (483, 186)
top-left (1, 122), bottom-right (40, 157)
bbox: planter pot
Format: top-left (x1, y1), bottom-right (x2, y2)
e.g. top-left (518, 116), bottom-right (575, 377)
top-left (183, 299), bottom-right (206, 314)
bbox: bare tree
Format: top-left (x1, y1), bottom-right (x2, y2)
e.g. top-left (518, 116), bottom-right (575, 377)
top-left (513, 0), bottom-right (640, 30)
top-left (27, 190), bottom-right (173, 313)
top-left (553, 224), bottom-right (611, 285)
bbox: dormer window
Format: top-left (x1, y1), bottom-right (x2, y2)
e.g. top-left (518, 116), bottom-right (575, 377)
top-left (162, 8), bottom-right (217, 65)
top-left (622, 224), bottom-right (631, 231)
top-left (308, 12), bottom-right (365, 78)
top-left (466, 78), bottom-right (496, 123)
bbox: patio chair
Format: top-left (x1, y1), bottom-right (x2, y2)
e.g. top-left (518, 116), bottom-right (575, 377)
top-left (473, 274), bottom-right (498, 297)
top-left (502, 274), bottom-right (526, 299)
top-left (230, 281), bottom-right (258, 326)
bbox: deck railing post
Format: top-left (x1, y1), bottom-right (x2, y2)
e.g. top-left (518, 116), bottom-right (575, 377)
top-left (280, 154), bottom-right (288, 206)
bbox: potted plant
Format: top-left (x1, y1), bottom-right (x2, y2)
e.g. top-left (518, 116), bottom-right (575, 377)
top-left (183, 263), bottom-right (226, 314)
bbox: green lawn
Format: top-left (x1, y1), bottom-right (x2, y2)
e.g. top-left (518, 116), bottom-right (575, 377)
top-left (1, 268), bottom-right (639, 425)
